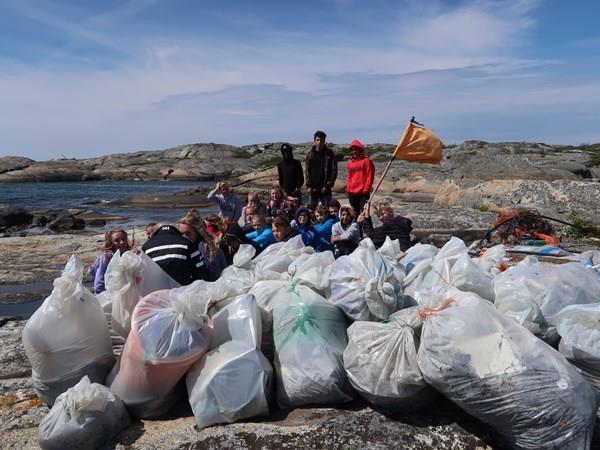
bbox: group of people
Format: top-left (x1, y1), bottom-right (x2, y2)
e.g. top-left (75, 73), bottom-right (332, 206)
top-left (90, 130), bottom-right (413, 293)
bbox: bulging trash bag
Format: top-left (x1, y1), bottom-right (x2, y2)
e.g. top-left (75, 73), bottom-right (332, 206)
top-left (403, 237), bottom-right (495, 301)
top-left (417, 289), bottom-right (598, 450)
top-left (556, 303), bottom-right (600, 390)
top-left (23, 255), bottom-right (114, 406)
top-left (137, 251), bottom-right (181, 296)
top-left (327, 238), bottom-right (403, 321)
top-left (474, 244), bottom-right (506, 275)
top-left (108, 283), bottom-right (213, 418)
top-left (248, 278), bottom-right (290, 361)
top-left (105, 250), bottom-right (142, 339)
top-left (287, 251), bottom-right (335, 295)
top-left (102, 251), bottom-right (181, 340)
top-left (343, 307), bottom-right (435, 410)
top-left (400, 243), bottom-right (438, 278)
top-left (186, 294), bottom-right (272, 428)
top-left (232, 243), bottom-right (256, 269)
top-left (273, 287), bottom-right (352, 408)
top-left (250, 253), bottom-right (335, 361)
top-left (494, 256), bottom-right (600, 343)
top-left (38, 376), bottom-right (129, 450)
top-left (252, 235), bottom-right (314, 279)
top-left (377, 236), bottom-right (407, 282)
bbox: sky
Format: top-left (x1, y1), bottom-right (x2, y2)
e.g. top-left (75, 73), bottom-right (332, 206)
top-left (1, 0), bottom-right (600, 160)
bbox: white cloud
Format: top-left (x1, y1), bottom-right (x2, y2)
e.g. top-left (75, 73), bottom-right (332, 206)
top-left (2, 0), bottom-right (600, 159)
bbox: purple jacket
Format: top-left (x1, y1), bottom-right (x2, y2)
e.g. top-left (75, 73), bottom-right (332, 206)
top-left (89, 251), bottom-right (113, 294)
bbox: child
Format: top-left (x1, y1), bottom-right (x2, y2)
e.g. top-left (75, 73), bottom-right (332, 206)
top-left (179, 209), bottom-right (226, 281)
top-left (241, 192), bottom-right (267, 229)
top-left (291, 207), bottom-right (317, 247)
top-left (328, 199), bottom-right (341, 223)
top-left (89, 228), bottom-right (131, 294)
top-left (331, 205), bottom-right (360, 257)
top-left (313, 204), bottom-right (335, 252)
top-left (266, 186), bottom-right (290, 218)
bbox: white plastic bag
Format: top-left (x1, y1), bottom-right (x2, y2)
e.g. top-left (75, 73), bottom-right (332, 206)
top-left (22, 255), bottom-right (114, 406)
top-left (403, 237), bottom-right (495, 301)
top-left (186, 294), bottom-right (272, 428)
top-left (343, 307), bottom-right (435, 410)
top-left (494, 256), bottom-right (600, 343)
top-left (377, 236), bottom-right (407, 281)
top-left (232, 243), bottom-right (256, 269)
top-left (417, 289), bottom-right (598, 450)
top-left (556, 303), bottom-right (600, 390)
top-left (252, 235), bottom-right (313, 280)
top-left (137, 251), bottom-right (181, 296)
top-left (287, 251), bottom-right (335, 295)
top-left (38, 376), bottom-right (129, 450)
top-left (105, 250), bottom-right (143, 338)
top-left (327, 238), bottom-right (403, 321)
top-left (273, 287), bottom-right (352, 408)
top-left (400, 243), bottom-right (438, 280)
top-left (108, 283), bottom-right (213, 418)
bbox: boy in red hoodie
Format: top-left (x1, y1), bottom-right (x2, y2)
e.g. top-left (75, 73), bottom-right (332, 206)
top-left (346, 139), bottom-right (375, 216)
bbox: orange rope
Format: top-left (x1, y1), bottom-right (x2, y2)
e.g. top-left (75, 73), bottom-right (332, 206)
top-left (418, 298), bottom-right (456, 320)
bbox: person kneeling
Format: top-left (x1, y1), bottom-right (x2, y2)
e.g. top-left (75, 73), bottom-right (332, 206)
top-left (331, 205), bottom-right (360, 257)
top-left (357, 199), bottom-right (413, 251)
top-left (245, 215), bottom-right (276, 250)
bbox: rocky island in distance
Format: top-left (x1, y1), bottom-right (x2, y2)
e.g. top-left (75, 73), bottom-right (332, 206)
top-left (1, 139), bottom-right (599, 449)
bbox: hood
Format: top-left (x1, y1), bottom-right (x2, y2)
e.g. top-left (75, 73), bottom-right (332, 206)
top-left (295, 206), bottom-right (311, 222)
top-left (349, 139), bottom-right (366, 160)
top-left (280, 143), bottom-right (294, 160)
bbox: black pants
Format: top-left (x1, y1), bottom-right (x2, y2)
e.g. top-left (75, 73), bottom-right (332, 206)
top-left (309, 189), bottom-right (332, 210)
top-left (348, 193), bottom-right (369, 216)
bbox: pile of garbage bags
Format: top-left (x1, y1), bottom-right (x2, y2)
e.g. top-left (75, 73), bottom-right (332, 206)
top-left (21, 234), bottom-right (600, 448)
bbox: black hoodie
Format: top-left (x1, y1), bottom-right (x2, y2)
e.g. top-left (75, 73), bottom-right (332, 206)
top-left (277, 144), bottom-right (304, 195)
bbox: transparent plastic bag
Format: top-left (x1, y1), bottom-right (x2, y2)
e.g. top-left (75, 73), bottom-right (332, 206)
top-left (556, 303), bottom-right (600, 390)
top-left (186, 294), bottom-right (272, 428)
top-left (38, 376), bottom-right (129, 450)
top-left (494, 256), bottom-right (600, 343)
top-left (104, 251), bottom-right (143, 338)
top-left (327, 238), bottom-right (403, 321)
top-left (23, 255), bottom-right (114, 406)
top-left (417, 289), bottom-right (598, 450)
top-left (273, 287), bottom-right (352, 408)
top-left (252, 235), bottom-right (314, 280)
top-left (377, 236), bottom-right (407, 282)
top-left (403, 237), bottom-right (495, 301)
top-left (108, 284), bottom-right (213, 418)
top-left (343, 307), bottom-right (435, 410)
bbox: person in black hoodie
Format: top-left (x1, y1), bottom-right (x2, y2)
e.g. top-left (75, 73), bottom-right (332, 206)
top-left (142, 224), bottom-right (208, 285)
top-left (357, 199), bottom-right (413, 251)
top-left (277, 143), bottom-right (304, 204)
top-left (304, 130), bottom-right (338, 210)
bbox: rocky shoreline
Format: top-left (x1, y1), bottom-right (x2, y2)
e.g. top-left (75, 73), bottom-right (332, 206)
top-left (1, 140), bottom-right (600, 449)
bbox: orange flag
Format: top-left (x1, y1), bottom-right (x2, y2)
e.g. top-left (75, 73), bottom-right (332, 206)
top-left (392, 119), bottom-right (444, 164)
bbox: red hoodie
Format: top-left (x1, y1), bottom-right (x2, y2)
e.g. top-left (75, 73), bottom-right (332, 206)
top-left (346, 139), bottom-right (375, 195)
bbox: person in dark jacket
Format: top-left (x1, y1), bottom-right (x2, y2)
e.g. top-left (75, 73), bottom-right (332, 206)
top-left (221, 222), bottom-right (262, 265)
top-left (357, 200), bottom-right (413, 251)
top-left (142, 224), bottom-right (208, 285)
top-left (277, 143), bottom-right (304, 204)
top-left (305, 130), bottom-right (338, 210)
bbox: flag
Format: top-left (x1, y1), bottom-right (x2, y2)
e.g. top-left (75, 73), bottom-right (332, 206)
top-left (392, 119), bottom-right (444, 164)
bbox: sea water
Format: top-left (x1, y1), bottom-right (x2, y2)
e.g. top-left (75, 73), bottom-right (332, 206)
top-left (0, 180), bottom-right (218, 229)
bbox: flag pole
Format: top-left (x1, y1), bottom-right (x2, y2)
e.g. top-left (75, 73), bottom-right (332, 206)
top-left (367, 118), bottom-right (414, 204)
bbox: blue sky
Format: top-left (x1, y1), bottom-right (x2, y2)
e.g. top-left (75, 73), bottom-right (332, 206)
top-left (1, 0), bottom-right (600, 160)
